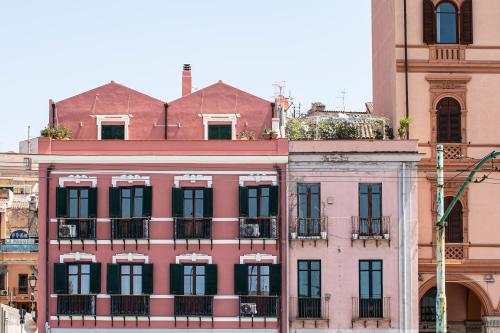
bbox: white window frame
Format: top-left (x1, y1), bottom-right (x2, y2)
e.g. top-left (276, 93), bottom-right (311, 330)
top-left (200, 114), bottom-right (239, 140)
top-left (95, 114), bottom-right (131, 140)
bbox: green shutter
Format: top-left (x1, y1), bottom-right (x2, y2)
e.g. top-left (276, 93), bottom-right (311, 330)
top-left (205, 264), bottom-right (217, 295)
top-left (203, 188), bottom-right (213, 218)
top-left (143, 186), bottom-right (153, 217)
top-left (109, 187), bottom-right (121, 218)
top-left (270, 264), bottom-right (282, 295)
top-left (89, 263), bottom-right (101, 294)
top-left (106, 264), bottom-right (120, 294)
top-left (88, 187), bottom-right (98, 218)
top-left (53, 263), bottom-right (68, 294)
top-left (238, 187), bottom-right (248, 217)
top-left (169, 264), bottom-right (183, 295)
top-left (142, 264), bottom-right (154, 294)
top-left (269, 186), bottom-right (279, 216)
top-left (172, 188), bottom-right (184, 218)
top-left (56, 187), bottom-right (68, 218)
top-left (234, 264), bottom-right (248, 295)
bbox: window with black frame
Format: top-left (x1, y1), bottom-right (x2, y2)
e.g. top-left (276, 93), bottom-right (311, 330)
top-left (208, 124), bottom-right (232, 140)
top-left (297, 184), bottom-right (321, 237)
top-left (109, 186), bottom-right (152, 239)
top-left (56, 187), bottom-right (97, 239)
top-left (172, 187), bottom-right (213, 239)
top-left (359, 260), bottom-right (383, 318)
top-left (420, 287), bottom-right (436, 321)
top-left (239, 185), bottom-right (278, 239)
top-left (359, 184), bottom-right (382, 236)
top-left (18, 274), bottom-right (28, 294)
top-left (101, 124), bottom-right (125, 140)
top-left (298, 260), bottom-right (321, 318)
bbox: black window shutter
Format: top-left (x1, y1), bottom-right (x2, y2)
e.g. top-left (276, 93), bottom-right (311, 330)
top-left (172, 188), bottom-right (184, 217)
top-left (56, 187), bottom-right (68, 218)
top-left (460, 0), bottom-right (473, 45)
top-left (89, 263), bottom-right (101, 294)
top-left (203, 187), bottom-right (213, 218)
top-left (106, 263), bottom-right (120, 294)
top-left (88, 187), bottom-right (98, 218)
top-left (53, 263), bottom-right (68, 294)
top-left (109, 187), bottom-right (121, 218)
top-left (270, 264), bottom-right (282, 295)
top-left (234, 264), bottom-right (248, 295)
top-left (238, 187), bottom-right (249, 217)
top-left (169, 264), bottom-right (183, 295)
top-left (423, 0), bottom-right (435, 44)
top-left (143, 186), bottom-right (153, 217)
top-left (142, 264), bottom-right (154, 294)
top-left (269, 186), bottom-right (279, 216)
top-left (205, 264), bottom-right (217, 295)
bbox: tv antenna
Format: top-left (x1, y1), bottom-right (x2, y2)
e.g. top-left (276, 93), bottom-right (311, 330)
top-left (337, 89), bottom-right (347, 112)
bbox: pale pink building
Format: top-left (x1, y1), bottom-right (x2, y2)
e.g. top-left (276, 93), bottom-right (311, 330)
top-left (35, 65), bottom-right (288, 332)
top-left (373, 0), bottom-right (500, 331)
top-left (287, 139), bottom-right (420, 332)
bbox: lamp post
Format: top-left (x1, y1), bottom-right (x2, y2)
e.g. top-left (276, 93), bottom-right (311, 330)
top-left (28, 273), bottom-right (37, 322)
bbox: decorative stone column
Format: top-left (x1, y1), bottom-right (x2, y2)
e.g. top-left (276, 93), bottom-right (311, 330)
top-left (484, 317), bottom-right (500, 333)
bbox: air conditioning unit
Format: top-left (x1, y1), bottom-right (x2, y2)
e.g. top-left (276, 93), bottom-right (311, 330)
top-left (0, 290), bottom-right (8, 296)
top-left (240, 303), bottom-right (257, 316)
top-left (59, 224), bottom-right (77, 238)
top-left (242, 224), bottom-right (260, 238)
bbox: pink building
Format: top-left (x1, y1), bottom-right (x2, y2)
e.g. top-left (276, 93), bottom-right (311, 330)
top-left (287, 138), bottom-right (420, 332)
top-left (35, 65), bottom-right (288, 332)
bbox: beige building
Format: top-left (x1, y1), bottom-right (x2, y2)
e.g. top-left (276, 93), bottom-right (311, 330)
top-left (0, 153), bottom-right (38, 313)
top-left (372, 0), bottom-right (500, 332)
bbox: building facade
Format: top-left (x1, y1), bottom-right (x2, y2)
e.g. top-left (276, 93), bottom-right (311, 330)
top-left (35, 66), bottom-right (288, 332)
top-left (373, 0), bottom-right (500, 331)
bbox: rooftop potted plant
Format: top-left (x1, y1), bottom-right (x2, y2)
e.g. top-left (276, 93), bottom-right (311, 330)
top-left (238, 129), bottom-right (256, 140)
top-left (40, 125), bottom-right (71, 140)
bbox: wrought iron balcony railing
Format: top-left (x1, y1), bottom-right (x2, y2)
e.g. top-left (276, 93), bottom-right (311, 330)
top-left (352, 297), bottom-right (390, 320)
top-left (351, 216), bottom-right (390, 240)
top-left (57, 295), bottom-right (96, 315)
top-left (111, 295), bottom-right (149, 316)
top-left (58, 218), bottom-right (96, 240)
top-left (239, 295), bottom-right (279, 317)
top-left (111, 218), bottom-right (150, 239)
top-left (174, 295), bottom-right (213, 316)
top-left (239, 217), bottom-right (278, 239)
top-left (290, 217), bottom-right (328, 240)
top-left (290, 296), bottom-right (329, 320)
top-left (174, 217), bottom-right (212, 239)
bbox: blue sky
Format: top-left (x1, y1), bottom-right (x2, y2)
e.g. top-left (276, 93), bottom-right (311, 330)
top-left (0, 0), bottom-right (372, 151)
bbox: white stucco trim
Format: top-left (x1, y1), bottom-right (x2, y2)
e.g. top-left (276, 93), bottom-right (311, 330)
top-left (200, 113), bottom-right (240, 140)
top-left (239, 253), bottom-right (277, 264)
top-left (239, 174), bottom-right (277, 186)
top-left (59, 252), bottom-right (96, 263)
top-left (175, 253), bottom-right (212, 264)
top-left (111, 175), bottom-right (150, 187)
top-left (58, 175), bottom-right (97, 188)
top-left (174, 175), bottom-right (213, 188)
top-left (112, 253), bottom-right (149, 264)
top-left (95, 114), bottom-right (130, 140)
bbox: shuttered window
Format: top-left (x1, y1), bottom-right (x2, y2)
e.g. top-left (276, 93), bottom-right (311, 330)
top-left (234, 264), bottom-right (281, 295)
top-left (107, 263), bottom-right (153, 295)
top-left (423, 0), bottom-right (436, 44)
top-left (239, 185), bottom-right (278, 218)
top-left (170, 264), bottom-right (217, 296)
top-left (109, 186), bottom-right (152, 218)
top-left (460, 0), bottom-right (473, 44)
top-left (437, 97), bottom-right (461, 143)
top-left (101, 125), bottom-right (125, 140)
top-left (54, 263), bottom-right (101, 294)
top-left (208, 124), bottom-right (232, 140)
top-left (445, 197), bottom-right (463, 243)
top-left (423, 0), bottom-right (473, 45)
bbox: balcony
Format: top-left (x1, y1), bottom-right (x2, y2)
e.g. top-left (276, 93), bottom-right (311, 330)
top-left (351, 216), bottom-right (390, 247)
top-left (352, 297), bottom-right (391, 328)
top-left (239, 217), bottom-right (278, 239)
top-left (290, 217), bottom-right (328, 246)
top-left (445, 243), bottom-right (468, 260)
top-left (429, 44), bottom-right (466, 63)
top-left (174, 218), bottom-right (212, 240)
top-left (239, 295), bottom-right (279, 318)
top-left (290, 297), bottom-right (330, 328)
top-left (111, 218), bottom-right (150, 239)
top-left (57, 295), bottom-right (96, 315)
top-left (111, 295), bottom-right (149, 316)
top-left (58, 218), bottom-right (96, 240)
top-left (174, 295), bottom-right (213, 317)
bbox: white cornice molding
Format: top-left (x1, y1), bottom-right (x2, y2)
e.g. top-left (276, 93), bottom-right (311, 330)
top-left (59, 175), bottom-right (98, 188)
top-left (60, 252), bottom-right (96, 263)
top-left (176, 253), bottom-right (212, 264)
top-left (239, 174), bottom-right (277, 186)
top-left (112, 253), bottom-right (149, 264)
top-left (112, 175), bottom-right (150, 187)
top-left (239, 253), bottom-right (277, 264)
top-left (174, 175), bottom-right (213, 188)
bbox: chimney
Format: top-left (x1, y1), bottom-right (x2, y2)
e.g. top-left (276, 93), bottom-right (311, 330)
top-left (182, 64), bottom-right (192, 96)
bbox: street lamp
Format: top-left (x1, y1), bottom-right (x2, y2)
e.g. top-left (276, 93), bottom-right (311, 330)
top-left (28, 273), bottom-right (37, 322)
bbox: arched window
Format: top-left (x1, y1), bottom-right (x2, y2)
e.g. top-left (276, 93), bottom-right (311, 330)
top-left (436, 2), bottom-right (458, 44)
top-left (445, 197), bottom-right (463, 243)
top-left (420, 287), bottom-right (436, 321)
top-left (437, 97), bottom-right (461, 143)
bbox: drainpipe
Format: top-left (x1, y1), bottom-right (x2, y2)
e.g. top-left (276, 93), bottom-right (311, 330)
top-left (274, 164), bottom-right (284, 333)
top-left (51, 103), bottom-right (56, 127)
top-left (164, 103), bottom-right (169, 140)
top-left (45, 165), bottom-right (53, 332)
top-left (284, 164), bottom-right (290, 333)
top-left (404, 0), bottom-right (410, 139)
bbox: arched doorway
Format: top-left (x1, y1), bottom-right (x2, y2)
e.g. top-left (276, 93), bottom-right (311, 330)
top-left (419, 283), bottom-right (485, 333)
top-left (437, 97), bottom-right (461, 143)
